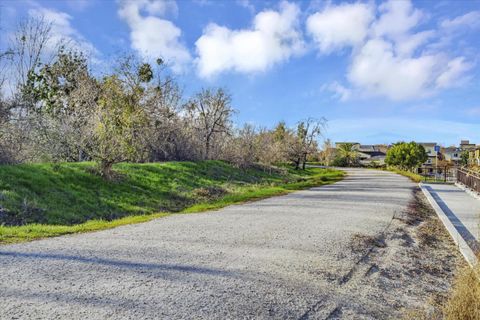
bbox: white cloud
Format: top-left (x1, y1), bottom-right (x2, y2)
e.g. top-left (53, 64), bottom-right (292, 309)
top-left (195, 1), bottom-right (305, 78)
top-left (322, 81), bottom-right (352, 101)
top-left (441, 11), bottom-right (480, 30)
top-left (372, 0), bottom-right (423, 38)
top-left (28, 7), bottom-right (98, 56)
top-left (435, 57), bottom-right (472, 89)
top-left (306, 2), bottom-right (373, 53)
top-left (118, 0), bottom-right (191, 73)
top-left (307, 0), bottom-right (474, 101)
top-left (348, 39), bottom-right (439, 100)
top-left (394, 30), bottom-right (435, 57)
top-left (236, 0), bottom-right (255, 14)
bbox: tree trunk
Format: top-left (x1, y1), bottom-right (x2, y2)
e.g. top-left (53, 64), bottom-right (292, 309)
top-left (100, 160), bottom-right (114, 180)
top-left (205, 138), bottom-right (210, 160)
top-left (294, 158), bottom-right (300, 170)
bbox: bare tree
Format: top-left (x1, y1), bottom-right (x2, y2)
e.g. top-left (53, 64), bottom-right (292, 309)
top-left (187, 88), bottom-right (235, 160)
top-left (284, 118), bottom-right (326, 170)
top-left (320, 138), bottom-right (335, 166)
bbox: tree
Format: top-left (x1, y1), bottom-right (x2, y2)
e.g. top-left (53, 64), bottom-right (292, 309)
top-left (226, 123), bottom-right (258, 168)
top-left (187, 88), bottom-right (235, 160)
top-left (320, 139), bottom-right (335, 165)
top-left (22, 48), bottom-right (99, 162)
top-left (282, 118), bottom-right (326, 170)
top-left (336, 143), bottom-right (358, 167)
top-left (88, 72), bottom-right (148, 179)
top-left (460, 151), bottom-right (469, 167)
top-left (385, 141), bottom-right (428, 171)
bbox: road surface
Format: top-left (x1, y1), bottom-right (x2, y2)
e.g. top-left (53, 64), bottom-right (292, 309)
top-left (0, 169), bottom-right (417, 319)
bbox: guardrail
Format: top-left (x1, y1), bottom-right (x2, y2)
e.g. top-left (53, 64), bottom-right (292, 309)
top-left (456, 168), bottom-right (480, 193)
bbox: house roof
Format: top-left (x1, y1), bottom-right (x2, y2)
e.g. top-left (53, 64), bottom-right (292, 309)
top-left (335, 142), bottom-right (359, 146)
top-left (418, 142), bottom-right (437, 147)
top-left (442, 147), bottom-right (459, 153)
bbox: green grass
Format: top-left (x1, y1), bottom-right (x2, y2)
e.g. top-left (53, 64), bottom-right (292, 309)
top-left (0, 161), bottom-right (344, 244)
top-left (386, 167), bottom-right (423, 183)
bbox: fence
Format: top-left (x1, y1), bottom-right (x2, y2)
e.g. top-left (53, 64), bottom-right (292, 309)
top-left (456, 168), bottom-right (480, 193)
top-left (417, 165), bottom-right (456, 183)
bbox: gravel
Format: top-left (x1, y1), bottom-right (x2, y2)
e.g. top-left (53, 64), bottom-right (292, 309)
top-left (0, 168), bottom-right (450, 319)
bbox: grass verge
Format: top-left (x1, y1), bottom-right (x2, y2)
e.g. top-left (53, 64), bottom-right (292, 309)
top-left (443, 263), bottom-right (480, 320)
top-left (386, 167), bottom-right (424, 183)
top-left (0, 161), bottom-right (343, 244)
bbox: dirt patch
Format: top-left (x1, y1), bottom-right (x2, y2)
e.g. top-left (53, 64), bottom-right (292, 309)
top-left (336, 188), bottom-right (465, 319)
top-left (192, 186), bottom-right (227, 200)
top-left (350, 233), bottom-right (387, 254)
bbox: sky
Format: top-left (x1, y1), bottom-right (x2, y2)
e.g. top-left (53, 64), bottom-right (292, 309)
top-left (1, 0), bottom-right (479, 146)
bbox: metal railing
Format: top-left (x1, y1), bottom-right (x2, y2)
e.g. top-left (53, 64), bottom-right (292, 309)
top-left (456, 168), bottom-right (480, 193)
top-left (417, 165), bottom-right (456, 183)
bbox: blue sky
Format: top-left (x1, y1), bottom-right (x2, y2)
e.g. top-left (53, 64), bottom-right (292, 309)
top-left (1, 0), bottom-right (480, 146)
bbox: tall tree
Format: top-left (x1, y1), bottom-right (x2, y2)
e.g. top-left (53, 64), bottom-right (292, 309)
top-left (187, 88), bottom-right (235, 160)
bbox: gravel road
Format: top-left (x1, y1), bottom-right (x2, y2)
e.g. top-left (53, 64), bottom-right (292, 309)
top-left (0, 169), bottom-right (438, 319)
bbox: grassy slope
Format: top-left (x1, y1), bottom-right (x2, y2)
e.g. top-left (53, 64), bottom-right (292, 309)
top-left (0, 161), bottom-right (343, 244)
top-left (386, 167), bottom-right (423, 183)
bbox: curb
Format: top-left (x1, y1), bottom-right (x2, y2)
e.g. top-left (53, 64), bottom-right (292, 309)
top-left (419, 183), bottom-right (478, 267)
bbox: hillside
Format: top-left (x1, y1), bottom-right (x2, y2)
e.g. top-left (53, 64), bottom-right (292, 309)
top-left (0, 161), bottom-right (343, 243)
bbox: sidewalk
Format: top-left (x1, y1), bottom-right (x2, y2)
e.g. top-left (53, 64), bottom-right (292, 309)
top-left (420, 183), bottom-right (480, 265)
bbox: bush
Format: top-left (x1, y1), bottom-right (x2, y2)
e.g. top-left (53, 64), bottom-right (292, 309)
top-left (385, 142), bottom-right (428, 171)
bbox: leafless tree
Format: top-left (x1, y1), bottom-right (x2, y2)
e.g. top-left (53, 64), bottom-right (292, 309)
top-left (320, 138), bottom-right (335, 165)
top-left (187, 88), bottom-right (235, 160)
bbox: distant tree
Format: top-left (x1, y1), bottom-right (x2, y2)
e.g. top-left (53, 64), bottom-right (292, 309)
top-left (385, 141), bottom-right (428, 171)
top-left (460, 151), bottom-right (469, 167)
top-left (281, 118), bottom-right (326, 170)
top-left (273, 121), bottom-right (287, 142)
top-left (320, 139), bottom-right (335, 165)
top-left (187, 88), bottom-right (235, 160)
top-left (336, 143), bottom-right (358, 167)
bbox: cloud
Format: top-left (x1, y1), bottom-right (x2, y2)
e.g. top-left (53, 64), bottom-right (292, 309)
top-left (435, 57), bottom-right (472, 89)
top-left (236, 0), bottom-right (255, 14)
top-left (441, 11), bottom-right (480, 30)
top-left (371, 0), bottom-right (423, 38)
top-left (307, 0), bottom-right (474, 101)
top-left (306, 2), bottom-right (373, 53)
top-left (28, 6), bottom-right (98, 57)
top-left (322, 81), bottom-right (352, 101)
top-left (348, 39), bottom-right (441, 100)
top-left (195, 1), bottom-right (305, 78)
top-left (118, 0), bottom-right (191, 73)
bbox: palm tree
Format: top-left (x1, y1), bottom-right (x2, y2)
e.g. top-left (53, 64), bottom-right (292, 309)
top-left (337, 143), bottom-right (358, 167)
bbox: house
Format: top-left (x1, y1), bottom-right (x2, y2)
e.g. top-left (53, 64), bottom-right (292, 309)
top-left (357, 145), bottom-right (387, 165)
top-left (441, 147), bottom-right (461, 164)
top-left (460, 140), bottom-right (476, 151)
top-left (418, 142), bottom-right (438, 166)
top-left (468, 146), bottom-right (480, 166)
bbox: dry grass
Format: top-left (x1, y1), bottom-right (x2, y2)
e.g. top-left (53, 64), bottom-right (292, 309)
top-left (350, 233), bottom-right (386, 254)
top-left (403, 189), bottom-right (480, 319)
top-left (443, 264), bottom-right (480, 320)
